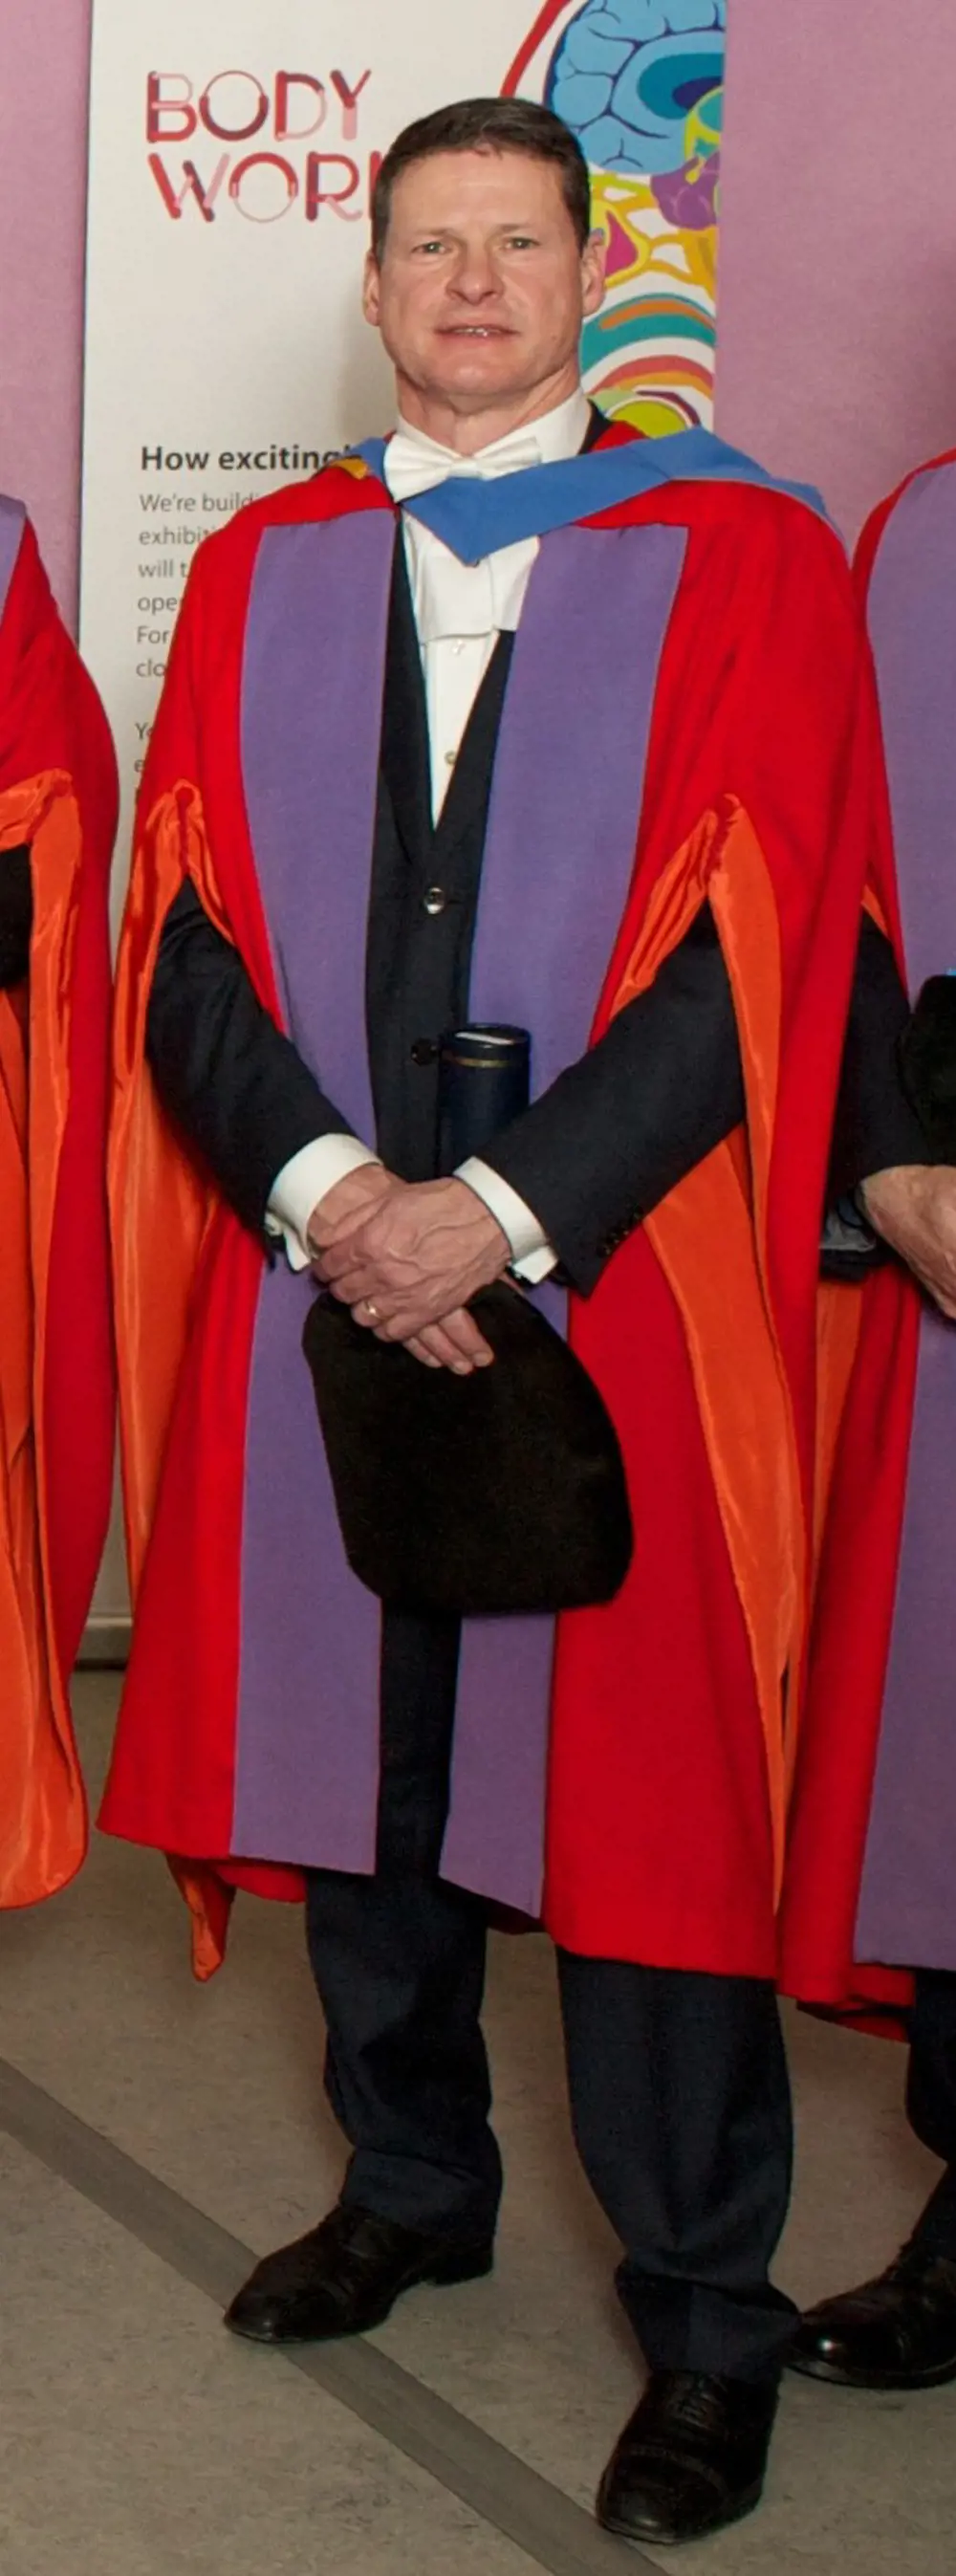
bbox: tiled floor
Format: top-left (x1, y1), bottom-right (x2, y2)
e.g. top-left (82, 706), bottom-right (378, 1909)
top-left (0, 1670), bottom-right (951, 2575)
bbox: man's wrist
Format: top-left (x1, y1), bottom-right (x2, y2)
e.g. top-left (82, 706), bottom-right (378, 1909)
top-left (267, 1136), bottom-right (380, 1270)
top-left (450, 1176), bottom-right (511, 1264)
top-left (455, 1158), bottom-right (556, 1281)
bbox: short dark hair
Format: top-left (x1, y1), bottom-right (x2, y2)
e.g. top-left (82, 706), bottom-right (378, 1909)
top-left (371, 98), bottom-right (592, 263)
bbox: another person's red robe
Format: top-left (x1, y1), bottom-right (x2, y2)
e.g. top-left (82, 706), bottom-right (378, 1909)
top-left (0, 500), bottom-right (118, 1903)
top-left (832, 448), bottom-right (956, 2026)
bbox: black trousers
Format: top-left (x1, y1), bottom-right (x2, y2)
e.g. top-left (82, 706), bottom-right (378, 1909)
top-left (305, 1612), bottom-right (797, 2380)
top-left (906, 1971), bottom-right (956, 2257)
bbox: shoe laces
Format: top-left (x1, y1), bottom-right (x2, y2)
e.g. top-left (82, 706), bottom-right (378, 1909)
top-left (654, 2372), bottom-right (731, 2436)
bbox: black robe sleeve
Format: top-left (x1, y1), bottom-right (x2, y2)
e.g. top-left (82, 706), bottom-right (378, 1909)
top-left (145, 880), bottom-right (356, 1236)
top-left (483, 912), bottom-right (931, 1295)
top-left (482, 905), bottom-right (742, 1293)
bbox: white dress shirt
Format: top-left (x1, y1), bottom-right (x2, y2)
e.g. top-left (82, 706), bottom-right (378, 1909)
top-left (268, 386), bottom-right (592, 1277)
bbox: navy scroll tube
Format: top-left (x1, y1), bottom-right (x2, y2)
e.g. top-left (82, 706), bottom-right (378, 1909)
top-left (436, 1024), bottom-right (531, 1176)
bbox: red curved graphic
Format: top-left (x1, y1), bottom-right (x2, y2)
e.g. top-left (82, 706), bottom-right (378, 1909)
top-left (503, 0), bottom-right (569, 96)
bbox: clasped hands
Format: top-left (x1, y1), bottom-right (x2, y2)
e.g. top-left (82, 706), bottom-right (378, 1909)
top-left (310, 1161), bottom-right (956, 1367)
top-left (307, 1163), bottom-right (511, 1372)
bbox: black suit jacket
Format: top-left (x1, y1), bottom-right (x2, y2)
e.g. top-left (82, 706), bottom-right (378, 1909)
top-left (146, 510), bottom-right (928, 1295)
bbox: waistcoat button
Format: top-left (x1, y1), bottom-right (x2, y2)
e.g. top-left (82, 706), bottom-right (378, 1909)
top-left (422, 885), bottom-right (447, 917)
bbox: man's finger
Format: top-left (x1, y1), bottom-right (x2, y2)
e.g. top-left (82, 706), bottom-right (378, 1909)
top-left (424, 1307), bottom-right (494, 1366)
top-left (347, 1313), bottom-right (480, 1371)
top-left (406, 1320), bottom-right (479, 1372)
top-left (330, 1267), bottom-right (384, 1306)
top-left (358, 1298), bottom-right (496, 1354)
top-left (349, 1295), bottom-right (389, 1330)
top-left (316, 1233), bottom-right (376, 1281)
top-left (368, 1309), bottom-right (496, 1367)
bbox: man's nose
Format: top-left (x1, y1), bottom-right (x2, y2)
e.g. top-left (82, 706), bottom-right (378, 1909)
top-left (449, 249), bottom-right (502, 302)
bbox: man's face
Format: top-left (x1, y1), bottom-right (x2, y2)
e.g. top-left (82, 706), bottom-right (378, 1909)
top-left (363, 147), bottom-right (605, 420)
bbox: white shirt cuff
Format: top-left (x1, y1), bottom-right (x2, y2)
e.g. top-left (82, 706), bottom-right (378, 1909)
top-left (266, 1135), bottom-right (380, 1272)
top-left (456, 1156), bottom-right (557, 1284)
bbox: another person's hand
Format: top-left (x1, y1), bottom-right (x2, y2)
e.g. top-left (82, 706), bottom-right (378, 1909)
top-left (860, 1164), bottom-right (956, 1319)
top-left (312, 1175), bottom-right (511, 1369)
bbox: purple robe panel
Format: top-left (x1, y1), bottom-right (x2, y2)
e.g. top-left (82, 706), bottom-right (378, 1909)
top-left (233, 513), bottom-right (391, 1868)
top-left (0, 497), bottom-right (26, 626)
top-left (445, 524), bottom-right (686, 1908)
top-left (857, 456), bottom-right (956, 1969)
top-left (232, 504), bottom-right (685, 1903)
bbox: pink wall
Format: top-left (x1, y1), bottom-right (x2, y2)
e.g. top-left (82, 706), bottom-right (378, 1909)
top-left (0, 3), bottom-right (94, 624)
top-left (717, 0), bottom-right (956, 546)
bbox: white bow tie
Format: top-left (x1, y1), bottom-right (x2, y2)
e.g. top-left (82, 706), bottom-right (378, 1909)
top-left (383, 426), bottom-right (544, 505)
top-left (384, 428), bottom-right (546, 645)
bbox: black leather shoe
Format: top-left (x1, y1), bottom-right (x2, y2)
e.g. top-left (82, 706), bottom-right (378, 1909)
top-left (790, 2245), bottom-right (956, 2390)
top-left (597, 2370), bottom-right (778, 2547)
top-left (225, 2202), bottom-right (494, 2346)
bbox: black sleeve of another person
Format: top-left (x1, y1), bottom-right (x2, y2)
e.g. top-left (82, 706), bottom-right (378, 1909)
top-left (828, 912), bottom-right (930, 1197)
top-left (482, 908), bottom-right (930, 1297)
top-left (145, 880), bottom-right (355, 1236)
top-left (0, 845), bottom-right (33, 988)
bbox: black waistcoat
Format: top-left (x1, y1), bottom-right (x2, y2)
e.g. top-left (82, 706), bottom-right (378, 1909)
top-left (366, 536), bottom-right (513, 1180)
top-left (365, 407), bottom-right (608, 1180)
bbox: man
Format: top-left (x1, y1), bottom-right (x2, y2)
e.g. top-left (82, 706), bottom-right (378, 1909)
top-left (0, 496), bottom-right (116, 1906)
top-left (103, 98), bottom-right (921, 2547)
top-left (793, 449), bottom-right (956, 2398)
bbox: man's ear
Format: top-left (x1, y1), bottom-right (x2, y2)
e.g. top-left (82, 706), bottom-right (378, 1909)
top-left (362, 250), bottom-right (381, 327)
top-left (581, 226), bottom-right (607, 318)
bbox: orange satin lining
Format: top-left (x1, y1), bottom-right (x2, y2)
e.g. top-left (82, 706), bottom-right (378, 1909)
top-left (862, 885), bottom-right (891, 940)
top-left (0, 774), bottom-right (88, 1902)
top-left (609, 798), bottom-right (803, 1896)
top-left (109, 783), bottom-right (241, 1976)
top-left (170, 1857), bottom-right (235, 1981)
top-left (109, 782), bottom-right (228, 1592)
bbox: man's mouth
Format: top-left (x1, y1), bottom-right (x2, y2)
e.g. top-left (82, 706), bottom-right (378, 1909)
top-left (439, 325), bottom-right (513, 339)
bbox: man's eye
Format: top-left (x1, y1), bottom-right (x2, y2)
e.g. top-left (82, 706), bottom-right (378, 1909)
top-left (416, 239), bottom-right (446, 255)
top-left (506, 235), bottom-right (537, 251)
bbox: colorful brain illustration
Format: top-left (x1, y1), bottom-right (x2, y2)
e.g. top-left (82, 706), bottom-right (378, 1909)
top-left (504, 1), bottom-right (725, 433)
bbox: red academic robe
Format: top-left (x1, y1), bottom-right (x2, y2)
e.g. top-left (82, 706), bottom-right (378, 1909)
top-left (0, 507), bottom-right (118, 1903)
top-left (823, 448), bottom-right (956, 2029)
top-left (101, 447), bottom-right (912, 1997)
